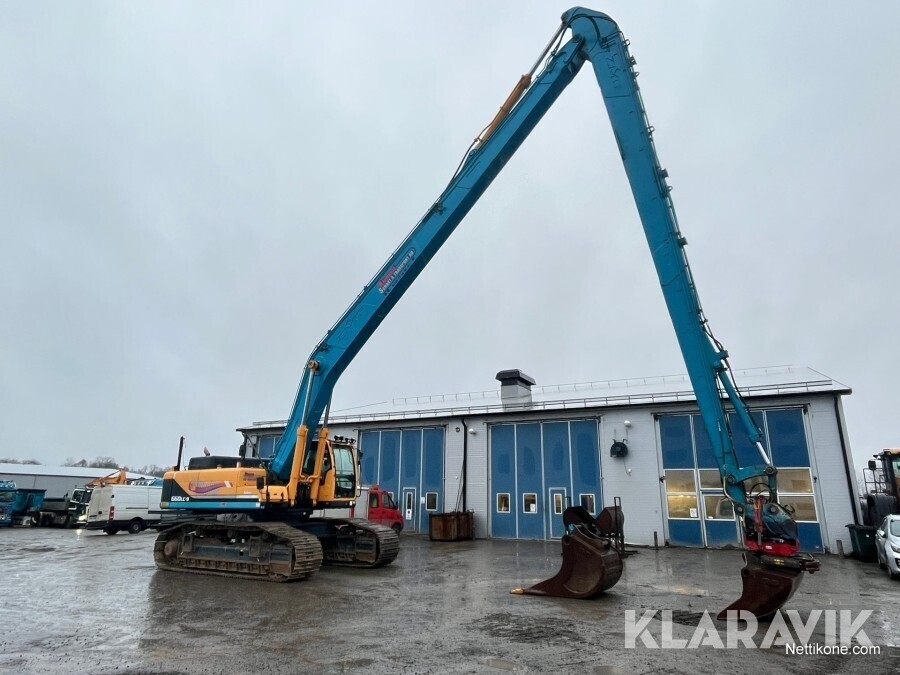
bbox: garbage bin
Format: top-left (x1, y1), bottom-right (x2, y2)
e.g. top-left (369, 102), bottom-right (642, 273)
top-left (846, 524), bottom-right (878, 563)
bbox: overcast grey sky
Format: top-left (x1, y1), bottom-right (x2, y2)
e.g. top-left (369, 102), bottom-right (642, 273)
top-left (2, 2), bottom-right (897, 472)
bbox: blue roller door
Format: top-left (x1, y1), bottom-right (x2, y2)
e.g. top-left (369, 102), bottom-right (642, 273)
top-left (490, 424), bottom-right (517, 538)
top-left (490, 419), bottom-right (601, 540)
top-left (357, 426), bottom-right (445, 534)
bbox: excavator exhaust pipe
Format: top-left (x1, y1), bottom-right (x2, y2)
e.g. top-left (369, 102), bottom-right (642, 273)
top-left (718, 551), bottom-right (821, 621)
top-left (512, 506), bottom-right (623, 599)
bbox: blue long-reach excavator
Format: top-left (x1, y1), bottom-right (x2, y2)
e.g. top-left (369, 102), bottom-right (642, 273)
top-left (155, 7), bottom-right (819, 620)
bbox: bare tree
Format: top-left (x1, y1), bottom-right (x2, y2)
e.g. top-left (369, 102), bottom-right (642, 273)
top-left (126, 464), bottom-right (169, 478)
top-left (88, 457), bottom-right (120, 469)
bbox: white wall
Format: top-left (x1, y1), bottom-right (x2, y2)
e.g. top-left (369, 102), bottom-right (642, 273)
top-left (330, 391), bottom-right (857, 551)
top-left (461, 419), bottom-right (489, 538)
top-left (597, 409), bottom-right (666, 546)
top-left (805, 395), bottom-right (858, 554)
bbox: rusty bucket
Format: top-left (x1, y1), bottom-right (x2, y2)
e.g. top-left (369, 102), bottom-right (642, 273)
top-left (717, 552), bottom-right (819, 621)
top-left (511, 506), bottom-right (623, 599)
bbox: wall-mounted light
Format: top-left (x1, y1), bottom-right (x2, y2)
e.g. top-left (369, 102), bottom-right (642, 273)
top-left (468, 428), bottom-right (477, 435)
top-left (610, 441), bottom-right (628, 458)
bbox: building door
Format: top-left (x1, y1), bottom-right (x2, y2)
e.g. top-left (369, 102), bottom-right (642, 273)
top-left (400, 430), bottom-right (422, 534)
top-left (548, 488), bottom-right (567, 539)
top-left (358, 427), bottom-right (445, 533)
top-left (659, 408), bottom-right (824, 552)
top-left (659, 415), bottom-right (704, 547)
top-left (700, 482), bottom-right (740, 547)
top-left (402, 488), bottom-right (417, 534)
top-left (489, 419), bottom-right (601, 541)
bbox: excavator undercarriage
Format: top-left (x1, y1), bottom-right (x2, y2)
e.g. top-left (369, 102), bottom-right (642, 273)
top-left (154, 517), bottom-right (400, 582)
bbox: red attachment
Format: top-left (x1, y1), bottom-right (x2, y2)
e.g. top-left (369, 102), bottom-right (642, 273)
top-left (744, 539), bottom-right (798, 557)
top-left (108, 505), bottom-right (115, 522)
top-left (743, 494), bottom-right (800, 557)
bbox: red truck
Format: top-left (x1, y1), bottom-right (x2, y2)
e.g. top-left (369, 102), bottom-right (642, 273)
top-left (351, 485), bottom-right (403, 533)
top-left (312, 484), bottom-right (402, 532)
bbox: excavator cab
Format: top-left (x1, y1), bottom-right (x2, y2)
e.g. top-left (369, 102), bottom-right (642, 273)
top-left (293, 431), bottom-right (359, 505)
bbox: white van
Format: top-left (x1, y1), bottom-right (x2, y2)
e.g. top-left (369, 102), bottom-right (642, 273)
top-left (85, 480), bottom-right (163, 534)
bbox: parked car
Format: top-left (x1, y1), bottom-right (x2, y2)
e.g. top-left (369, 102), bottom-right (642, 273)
top-left (85, 480), bottom-right (163, 534)
top-left (875, 514), bottom-right (900, 579)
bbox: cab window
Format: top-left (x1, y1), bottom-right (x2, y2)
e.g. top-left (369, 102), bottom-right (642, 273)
top-left (332, 445), bottom-right (356, 498)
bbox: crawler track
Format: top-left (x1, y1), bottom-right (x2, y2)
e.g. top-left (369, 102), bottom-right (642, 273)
top-left (317, 518), bottom-right (400, 568)
top-left (154, 518), bottom-right (401, 581)
top-left (154, 521), bottom-right (323, 582)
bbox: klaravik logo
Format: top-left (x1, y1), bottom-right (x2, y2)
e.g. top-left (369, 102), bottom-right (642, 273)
top-left (625, 609), bottom-right (877, 654)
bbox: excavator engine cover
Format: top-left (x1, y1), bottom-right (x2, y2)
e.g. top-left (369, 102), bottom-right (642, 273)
top-left (512, 506), bottom-right (623, 599)
top-left (718, 551), bottom-right (820, 621)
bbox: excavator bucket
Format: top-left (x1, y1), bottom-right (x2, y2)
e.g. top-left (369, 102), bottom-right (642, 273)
top-left (511, 506), bottom-right (623, 599)
top-left (717, 552), bottom-right (817, 621)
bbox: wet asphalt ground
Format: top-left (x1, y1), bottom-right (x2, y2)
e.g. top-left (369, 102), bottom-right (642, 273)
top-left (1, 527), bottom-right (899, 674)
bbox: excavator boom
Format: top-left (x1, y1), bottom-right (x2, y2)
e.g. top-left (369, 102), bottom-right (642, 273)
top-left (158, 8), bottom-right (818, 617)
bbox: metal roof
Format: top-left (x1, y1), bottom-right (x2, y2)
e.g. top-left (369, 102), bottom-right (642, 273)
top-left (239, 365), bottom-right (850, 432)
top-left (0, 464), bottom-right (149, 481)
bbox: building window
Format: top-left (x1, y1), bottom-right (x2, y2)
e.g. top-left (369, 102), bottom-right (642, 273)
top-left (780, 495), bottom-right (817, 522)
top-left (665, 469), bottom-right (698, 519)
top-left (699, 469), bottom-right (723, 490)
top-left (741, 468), bottom-right (817, 521)
top-left (703, 495), bottom-right (734, 520)
top-left (580, 494), bottom-right (595, 514)
top-left (523, 493), bottom-right (537, 514)
top-left (553, 493), bottom-right (564, 515)
top-left (777, 468), bottom-right (814, 494)
top-left (774, 468), bottom-right (817, 522)
top-left (496, 493), bottom-right (510, 513)
top-left (425, 492), bottom-right (438, 511)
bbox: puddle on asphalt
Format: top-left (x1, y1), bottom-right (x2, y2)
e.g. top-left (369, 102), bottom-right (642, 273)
top-left (486, 657), bottom-right (518, 671)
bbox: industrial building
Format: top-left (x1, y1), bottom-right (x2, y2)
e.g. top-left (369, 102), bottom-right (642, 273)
top-left (239, 365), bottom-right (857, 555)
top-left (0, 464), bottom-right (148, 499)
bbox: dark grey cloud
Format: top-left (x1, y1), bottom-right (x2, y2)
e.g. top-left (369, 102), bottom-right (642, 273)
top-left (2, 2), bottom-right (897, 470)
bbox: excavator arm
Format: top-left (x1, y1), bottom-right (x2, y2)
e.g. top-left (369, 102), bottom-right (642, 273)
top-left (164, 8), bottom-right (819, 614)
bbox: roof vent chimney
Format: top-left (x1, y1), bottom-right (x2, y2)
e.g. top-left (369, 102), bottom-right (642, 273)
top-left (496, 369), bottom-right (536, 409)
